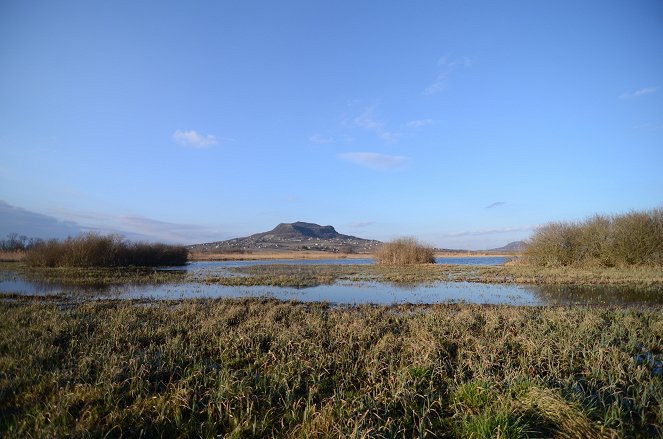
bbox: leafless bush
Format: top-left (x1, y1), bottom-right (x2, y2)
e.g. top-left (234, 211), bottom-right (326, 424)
top-left (523, 208), bottom-right (663, 267)
top-left (25, 233), bottom-right (188, 267)
top-left (374, 237), bottom-right (435, 265)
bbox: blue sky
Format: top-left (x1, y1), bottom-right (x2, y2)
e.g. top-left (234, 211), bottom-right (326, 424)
top-left (1, 0), bottom-right (661, 248)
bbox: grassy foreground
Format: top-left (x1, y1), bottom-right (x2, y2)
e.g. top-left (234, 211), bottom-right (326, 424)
top-left (1, 297), bottom-right (662, 437)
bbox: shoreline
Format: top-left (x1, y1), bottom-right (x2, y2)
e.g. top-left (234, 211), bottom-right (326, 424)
top-left (187, 251), bottom-right (518, 261)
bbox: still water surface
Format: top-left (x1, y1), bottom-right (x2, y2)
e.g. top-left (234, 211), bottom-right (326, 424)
top-left (1, 258), bottom-right (660, 306)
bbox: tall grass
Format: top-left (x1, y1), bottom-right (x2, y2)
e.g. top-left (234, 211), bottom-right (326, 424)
top-left (1, 298), bottom-right (661, 437)
top-left (523, 208), bottom-right (663, 267)
top-left (374, 237), bottom-right (436, 265)
top-left (24, 233), bottom-right (188, 267)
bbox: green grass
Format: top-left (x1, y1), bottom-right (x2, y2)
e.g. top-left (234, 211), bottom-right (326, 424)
top-left (1, 297), bottom-right (662, 437)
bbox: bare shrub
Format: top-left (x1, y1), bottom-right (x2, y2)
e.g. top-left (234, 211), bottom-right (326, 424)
top-left (523, 208), bottom-right (663, 267)
top-left (25, 233), bottom-right (188, 267)
top-left (374, 237), bottom-right (435, 265)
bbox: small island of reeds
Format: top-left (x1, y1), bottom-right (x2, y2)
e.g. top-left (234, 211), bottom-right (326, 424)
top-left (374, 237), bottom-right (436, 265)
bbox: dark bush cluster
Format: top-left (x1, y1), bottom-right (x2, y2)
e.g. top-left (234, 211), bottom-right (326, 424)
top-left (374, 237), bottom-right (436, 265)
top-left (523, 208), bottom-right (663, 267)
top-left (24, 233), bottom-right (188, 267)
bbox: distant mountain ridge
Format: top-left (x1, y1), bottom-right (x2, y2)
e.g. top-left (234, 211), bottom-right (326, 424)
top-left (189, 222), bottom-right (525, 255)
top-left (485, 241), bottom-right (526, 254)
top-left (189, 222), bottom-right (381, 254)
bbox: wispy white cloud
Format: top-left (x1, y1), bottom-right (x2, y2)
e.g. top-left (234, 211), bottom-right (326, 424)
top-left (424, 56), bottom-right (472, 95)
top-left (0, 200), bottom-right (82, 239)
top-left (309, 134), bottom-right (335, 144)
top-left (354, 107), bottom-right (398, 142)
top-left (619, 86), bottom-right (659, 99)
top-left (172, 129), bottom-right (218, 147)
top-left (49, 207), bottom-right (228, 244)
top-left (405, 119), bottom-right (433, 128)
top-left (485, 201), bottom-right (506, 209)
top-left (445, 226), bottom-right (534, 237)
top-left (338, 152), bottom-right (408, 170)
top-left (347, 221), bottom-right (375, 229)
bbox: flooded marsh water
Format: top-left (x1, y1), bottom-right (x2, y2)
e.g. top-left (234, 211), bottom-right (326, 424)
top-left (1, 258), bottom-right (661, 306)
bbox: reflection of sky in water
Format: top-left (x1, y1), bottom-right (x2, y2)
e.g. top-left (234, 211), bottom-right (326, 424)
top-left (2, 257), bottom-right (661, 306)
top-left (160, 257), bottom-right (510, 271)
top-left (2, 276), bottom-right (662, 306)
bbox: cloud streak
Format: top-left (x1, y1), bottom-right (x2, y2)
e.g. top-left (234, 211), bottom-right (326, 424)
top-left (347, 221), bottom-right (375, 229)
top-left (444, 226), bottom-right (534, 237)
top-left (619, 87), bottom-right (658, 99)
top-left (49, 207), bottom-right (228, 244)
top-left (338, 152), bottom-right (408, 170)
top-left (353, 107), bottom-right (398, 142)
top-left (172, 129), bottom-right (218, 147)
top-left (309, 134), bottom-right (335, 144)
top-left (0, 200), bottom-right (82, 239)
top-left (424, 56), bottom-right (471, 95)
top-left (405, 119), bottom-right (433, 128)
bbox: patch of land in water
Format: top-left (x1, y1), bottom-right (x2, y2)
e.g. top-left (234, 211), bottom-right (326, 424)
top-left (3, 261), bottom-right (661, 290)
top-left (0, 262), bottom-right (186, 287)
top-left (1, 296), bottom-right (661, 437)
top-left (201, 263), bottom-right (663, 289)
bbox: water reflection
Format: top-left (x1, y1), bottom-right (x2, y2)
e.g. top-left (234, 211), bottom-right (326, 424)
top-left (162, 257), bottom-right (509, 270)
top-left (2, 269), bottom-right (661, 306)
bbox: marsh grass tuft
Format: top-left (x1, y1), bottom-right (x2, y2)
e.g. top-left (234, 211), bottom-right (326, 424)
top-left (374, 237), bottom-right (436, 265)
top-left (24, 233), bottom-right (188, 267)
top-left (1, 298), bottom-right (661, 437)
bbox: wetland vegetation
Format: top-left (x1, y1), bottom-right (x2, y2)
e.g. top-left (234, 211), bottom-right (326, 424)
top-left (374, 237), bottom-right (436, 265)
top-left (24, 234), bottom-right (187, 268)
top-left (1, 297), bottom-right (662, 437)
top-left (2, 208), bottom-right (663, 437)
top-left (202, 263), bottom-right (663, 290)
top-left (523, 208), bottom-right (663, 268)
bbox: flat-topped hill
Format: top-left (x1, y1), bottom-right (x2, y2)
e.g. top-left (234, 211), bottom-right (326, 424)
top-left (257, 222), bottom-right (344, 240)
top-left (189, 222), bottom-right (381, 254)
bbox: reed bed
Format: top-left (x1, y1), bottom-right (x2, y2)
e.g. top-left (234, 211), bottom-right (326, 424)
top-left (374, 237), bottom-right (436, 265)
top-left (523, 208), bottom-right (663, 268)
top-left (1, 297), bottom-right (661, 437)
top-left (24, 234), bottom-right (188, 268)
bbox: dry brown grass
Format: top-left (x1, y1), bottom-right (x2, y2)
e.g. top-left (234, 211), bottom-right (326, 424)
top-left (374, 237), bottom-right (436, 265)
top-left (1, 298), bottom-right (661, 437)
top-left (523, 208), bottom-right (663, 268)
top-left (0, 251), bottom-right (24, 262)
top-left (25, 233), bottom-right (188, 267)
